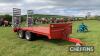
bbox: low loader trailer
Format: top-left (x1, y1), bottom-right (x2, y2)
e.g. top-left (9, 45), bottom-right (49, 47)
top-left (12, 8), bottom-right (83, 45)
top-left (13, 22), bottom-right (83, 45)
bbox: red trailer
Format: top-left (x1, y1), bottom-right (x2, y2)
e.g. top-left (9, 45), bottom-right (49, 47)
top-left (13, 22), bottom-right (83, 45)
top-left (12, 8), bottom-right (83, 45)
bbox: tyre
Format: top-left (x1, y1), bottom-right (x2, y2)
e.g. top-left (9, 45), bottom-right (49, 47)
top-left (18, 30), bottom-right (25, 39)
top-left (25, 31), bottom-right (36, 41)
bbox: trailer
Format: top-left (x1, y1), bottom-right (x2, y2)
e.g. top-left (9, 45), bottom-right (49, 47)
top-left (12, 8), bottom-right (83, 45)
top-left (13, 23), bottom-right (83, 45)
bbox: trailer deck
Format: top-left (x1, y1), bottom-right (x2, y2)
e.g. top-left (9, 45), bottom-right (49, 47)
top-left (20, 27), bottom-right (50, 37)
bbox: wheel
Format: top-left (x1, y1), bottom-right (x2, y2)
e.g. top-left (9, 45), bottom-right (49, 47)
top-left (25, 31), bottom-right (36, 41)
top-left (17, 30), bottom-right (25, 39)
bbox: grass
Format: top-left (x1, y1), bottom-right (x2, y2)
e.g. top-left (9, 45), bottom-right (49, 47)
top-left (0, 20), bottom-right (99, 56)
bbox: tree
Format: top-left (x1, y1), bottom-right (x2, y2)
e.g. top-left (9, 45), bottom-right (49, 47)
top-left (3, 14), bottom-right (12, 22)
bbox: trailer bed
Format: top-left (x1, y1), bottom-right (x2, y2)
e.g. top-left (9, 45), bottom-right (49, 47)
top-left (20, 27), bottom-right (50, 36)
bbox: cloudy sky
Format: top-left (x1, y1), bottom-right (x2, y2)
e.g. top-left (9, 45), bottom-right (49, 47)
top-left (0, 0), bottom-right (100, 16)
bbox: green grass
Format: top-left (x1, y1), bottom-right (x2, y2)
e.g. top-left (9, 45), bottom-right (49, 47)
top-left (0, 20), bottom-right (99, 56)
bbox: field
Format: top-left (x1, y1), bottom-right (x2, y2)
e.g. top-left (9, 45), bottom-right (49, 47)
top-left (0, 20), bottom-right (99, 56)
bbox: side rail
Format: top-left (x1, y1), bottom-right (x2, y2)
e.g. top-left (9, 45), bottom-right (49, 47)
top-left (49, 23), bottom-right (72, 39)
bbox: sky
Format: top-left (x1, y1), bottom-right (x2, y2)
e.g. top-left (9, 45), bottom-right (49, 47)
top-left (0, 0), bottom-right (100, 16)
